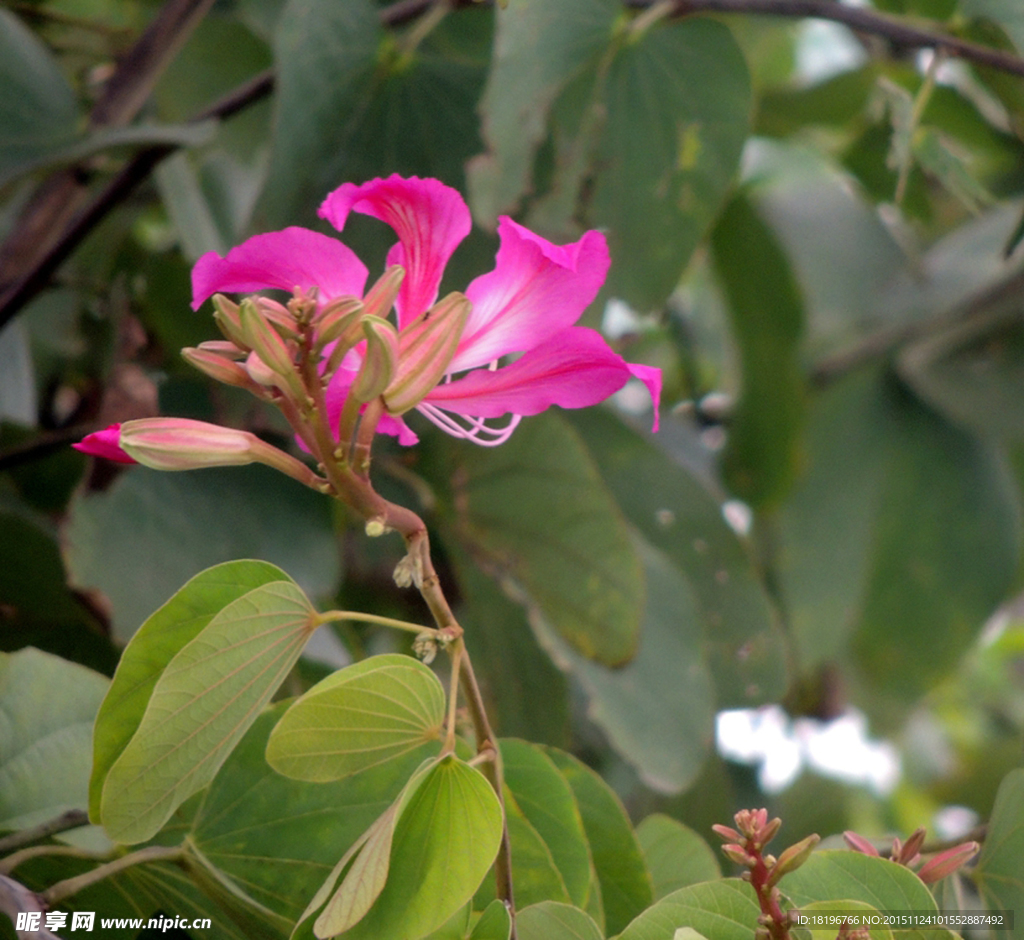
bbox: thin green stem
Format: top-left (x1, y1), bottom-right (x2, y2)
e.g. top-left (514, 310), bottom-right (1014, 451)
top-left (42, 845), bottom-right (184, 905)
top-left (0, 810), bottom-right (88, 855)
top-left (444, 641), bottom-right (464, 753)
top-left (895, 49), bottom-right (944, 206)
top-left (316, 610), bottom-right (439, 637)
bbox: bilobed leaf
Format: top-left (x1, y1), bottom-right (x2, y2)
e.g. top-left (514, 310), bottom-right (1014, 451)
top-left (470, 900), bottom-right (512, 940)
top-left (500, 739), bottom-right (592, 908)
top-left (90, 560), bottom-right (293, 820)
top-left (326, 755), bottom-right (503, 940)
top-left (617, 879), bottom-right (760, 940)
top-left (99, 581), bottom-right (318, 844)
top-left (637, 814), bottom-right (721, 900)
top-left (781, 851), bottom-right (944, 940)
top-left (516, 901), bottom-right (603, 940)
top-left (543, 747), bottom-right (653, 936)
top-left (446, 411), bottom-right (644, 666)
top-left (592, 17), bottom-right (751, 310)
top-left (496, 790), bottom-right (572, 909)
top-left (530, 539), bottom-right (715, 794)
top-left (569, 408), bottom-right (786, 708)
top-left (711, 192), bottom-right (805, 508)
top-left (188, 705), bottom-right (441, 929)
top-left (65, 465), bottom-right (340, 642)
top-left (266, 654), bottom-right (446, 782)
top-left (0, 649), bottom-right (108, 830)
top-left (974, 768), bottom-right (1024, 921)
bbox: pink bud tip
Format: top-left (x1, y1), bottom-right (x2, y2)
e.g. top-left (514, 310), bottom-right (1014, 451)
top-left (843, 831), bottom-right (880, 856)
top-left (916, 842), bottom-right (980, 884)
top-left (73, 424), bottom-right (136, 464)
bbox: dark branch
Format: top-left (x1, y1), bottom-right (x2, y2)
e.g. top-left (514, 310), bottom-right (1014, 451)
top-left (626, 0), bottom-right (1024, 77)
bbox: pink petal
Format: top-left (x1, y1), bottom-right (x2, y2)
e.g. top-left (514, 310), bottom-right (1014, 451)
top-left (424, 327), bottom-right (634, 418)
top-left (627, 363), bottom-right (662, 431)
top-left (191, 227), bottom-right (368, 310)
top-left (451, 218), bottom-right (610, 372)
top-left (73, 424), bottom-right (136, 464)
top-left (318, 175), bottom-right (471, 327)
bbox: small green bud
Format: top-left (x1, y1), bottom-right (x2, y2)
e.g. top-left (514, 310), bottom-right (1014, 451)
top-left (362, 265), bottom-right (405, 321)
top-left (182, 347), bottom-right (252, 388)
top-left (351, 316), bottom-right (399, 403)
top-left (212, 294), bottom-right (249, 349)
top-left (767, 834), bottom-right (820, 886)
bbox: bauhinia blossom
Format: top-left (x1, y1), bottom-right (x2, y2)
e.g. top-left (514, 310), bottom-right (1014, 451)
top-left (189, 174), bottom-right (660, 446)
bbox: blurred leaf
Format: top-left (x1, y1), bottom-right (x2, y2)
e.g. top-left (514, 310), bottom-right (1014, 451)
top-left (636, 814), bottom-right (721, 900)
top-left (64, 464), bottom-right (340, 642)
top-left (187, 705), bottom-right (441, 929)
top-left (0, 322), bottom-right (36, 425)
top-left (0, 8), bottom-right (79, 184)
top-left (616, 879), bottom-right (760, 940)
top-left (570, 407), bottom-right (787, 707)
top-left (0, 648), bottom-right (108, 830)
top-left (961, 0), bottom-right (1024, 53)
top-left (450, 552), bottom-right (570, 747)
top-left (99, 580), bottom-right (317, 844)
top-left (470, 900), bottom-right (512, 940)
top-left (467, 0), bottom-right (617, 224)
top-left (515, 901), bottom-right (603, 940)
top-left (266, 653), bottom-right (445, 782)
top-left (913, 128), bottom-right (995, 214)
top-left (781, 851), bottom-right (946, 940)
top-left (974, 768), bottom-right (1024, 923)
top-left (444, 411), bottom-right (644, 666)
top-left (155, 152), bottom-right (229, 261)
top-left (711, 192), bottom-right (805, 508)
top-left (756, 68), bottom-right (877, 137)
top-left (500, 739), bottom-right (592, 908)
top-left (543, 747), bottom-right (653, 936)
top-left (89, 559), bottom-right (291, 820)
top-left (529, 539), bottom-right (715, 794)
top-left (326, 756), bottom-right (503, 940)
top-left (591, 18), bottom-right (751, 310)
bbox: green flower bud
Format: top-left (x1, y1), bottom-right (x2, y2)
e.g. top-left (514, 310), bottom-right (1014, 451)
top-left (351, 316), bottom-right (399, 403)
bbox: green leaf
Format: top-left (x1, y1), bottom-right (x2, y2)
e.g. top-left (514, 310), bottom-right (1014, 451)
top-left (591, 17), bottom-right (751, 310)
top-left (543, 747), bottom-right (653, 936)
top-left (0, 8), bottom-right (79, 184)
top-left (444, 410), bottom-right (644, 666)
top-left (781, 851), bottom-right (944, 940)
top-left (0, 321), bottom-right (36, 424)
top-left (324, 755), bottom-right (503, 940)
top-left (516, 901), bottom-right (604, 940)
top-left (499, 739), bottom-right (592, 908)
top-left (636, 814), bottom-right (721, 900)
top-left (467, 0), bottom-right (618, 223)
top-left (529, 539), bottom-right (715, 794)
top-left (912, 127), bottom-right (994, 214)
top-left (974, 768), bottom-right (1024, 924)
top-left (961, 0), bottom-right (1024, 53)
top-left (569, 408), bottom-right (786, 707)
top-left (0, 648), bottom-right (108, 829)
top-left (89, 559), bottom-right (292, 820)
top-left (187, 705), bottom-right (441, 929)
top-left (497, 789), bottom-right (573, 909)
top-left (99, 581), bottom-right (317, 844)
top-left (65, 465), bottom-right (340, 642)
top-left (792, 900), bottom-right (894, 940)
top-left (710, 192), bottom-right (806, 508)
top-left (265, 653), bottom-right (446, 782)
top-left (470, 900), bottom-right (512, 940)
top-left (617, 879), bottom-right (760, 940)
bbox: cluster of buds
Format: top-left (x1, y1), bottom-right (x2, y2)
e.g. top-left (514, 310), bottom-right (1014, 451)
top-left (713, 809), bottom-right (819, 940)
top-left (843, 828), bottom-right (980, 885)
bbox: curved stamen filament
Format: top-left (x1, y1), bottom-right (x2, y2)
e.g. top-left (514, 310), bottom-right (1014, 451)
top-left (417, 402), bottom-right (522, 446)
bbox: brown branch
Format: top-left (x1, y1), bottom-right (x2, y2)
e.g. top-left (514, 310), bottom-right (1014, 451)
top-left (0, 811), bottom-right (89, 856)
top-left (626, 0), bottom-right (1024, 77)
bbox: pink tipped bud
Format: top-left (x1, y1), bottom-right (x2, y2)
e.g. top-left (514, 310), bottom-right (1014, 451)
top-left (362, 265), bottom-right (405, 321)
top-left (383, 292), bottom-right (470, 415)
top-left (896, 828), bottom-right (926, 867)
top-left (182, 347), bottom-right (253, 388)
top-left (118, 418), bottom-right (258, 470)
top-left (254, 296), bottom-right (299, 339)
top-left (212, 294), bottom-right (249, 350)
top-left (315, 297), bottom-right (364, 350)
top-left (843, 831), bottom-right (880, 856)
top-left (245, 350), bottom-right (279, 387)
top-left (351, 316), bottom-right (399, 403)
top-left (721, 843), bottom-right (754, 868)
top-left (916, 842), bottom-right (980, 884)
top-left (197, 340), bottom-right (246, 359)
top-left (767, 834), bottom-right (820, 886)
top-left (239, 298), bottom-right (296, 380)
top-left (759, 816), bottom-right (783, 847)
top-left (73, 423), bottom-right (135, 464)
top-left (712, 824), bottom-right (743, 844)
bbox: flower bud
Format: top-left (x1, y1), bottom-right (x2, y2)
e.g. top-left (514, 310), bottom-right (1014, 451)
top-left (197, 340), bottom-right (246, 359)
top-left (362, 265), bottom-right (405, 321)
top-left (239, 298), bottom-right (296, 379)
top-left (212, 294), bottom-right (249, 350)
top-left (721, 843), bottom-right (755, 868)
top-left (73, 423), bottom-right (135, 464)
top-left (383, 292), bottom-right (470, 415)
top-left (119, 418), bottom-right (258, 470)
top-left (245, 350), bottom-right (278, 387)
top-left (712, 824), bottom-right (743, 844)
top-left (767, 834), bottom-right (820, 886)
top-left (843, 831), bottom-right (880, 857)
top-left (315, 297), bottom-right (364, 350)
top-left (254, 296), bottom-right (299, 340)
top-left (351, 316), bottom-right (399, 403)
top-left (182, 347), bottom-right (253, 388)
top-left (916, 842), bottom-right (979, 884)
top-left (895, 828), bottom-right (926, 867)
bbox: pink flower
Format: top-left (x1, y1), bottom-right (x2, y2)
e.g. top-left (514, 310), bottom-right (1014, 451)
top-left (74, 424), bottom-right (135, 463)
top-left (191, 175), bottom-right (660, 446)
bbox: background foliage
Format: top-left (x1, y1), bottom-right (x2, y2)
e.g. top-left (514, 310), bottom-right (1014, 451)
top-left (3, 0), bottom-right (1024, 936)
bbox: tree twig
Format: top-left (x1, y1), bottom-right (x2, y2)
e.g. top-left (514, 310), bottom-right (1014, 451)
top-left (625, 0), bottom-right (1024, 77)
top-left (0, 811), bottom-right (89, 856)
